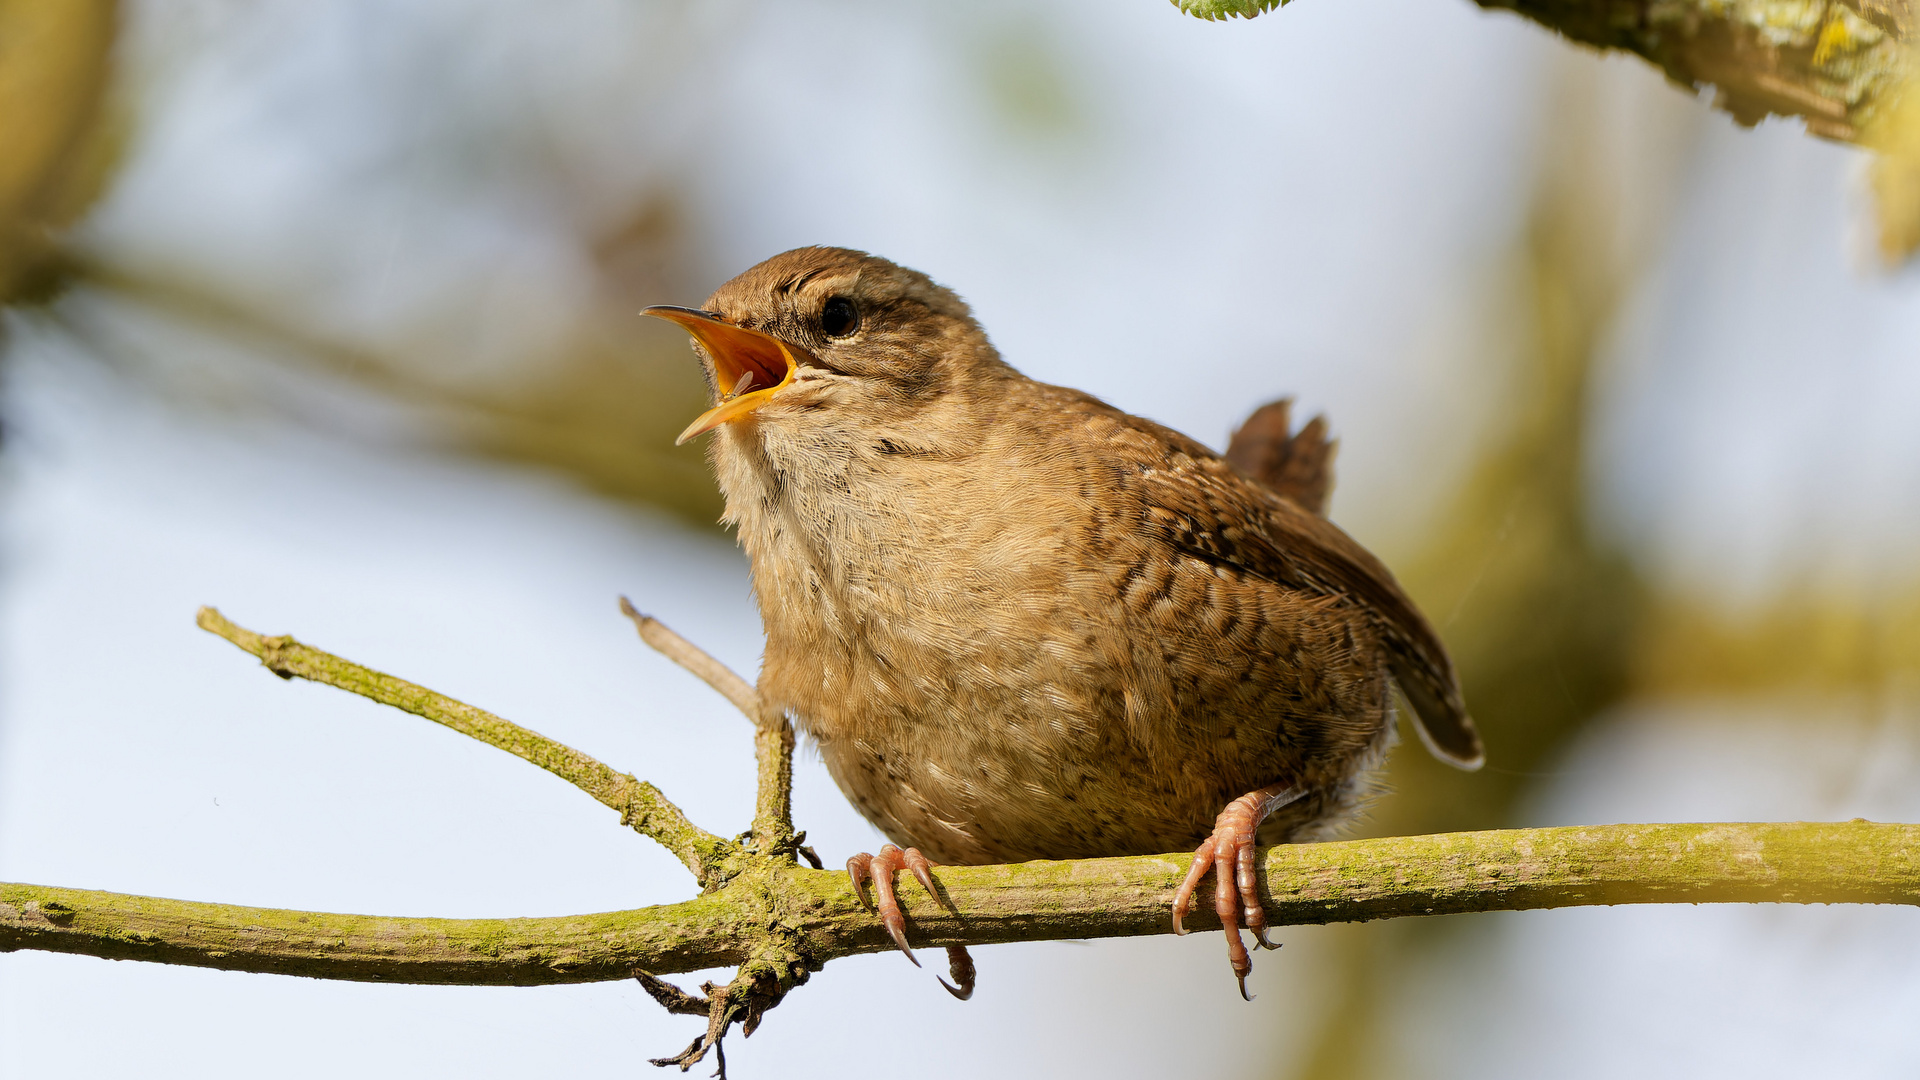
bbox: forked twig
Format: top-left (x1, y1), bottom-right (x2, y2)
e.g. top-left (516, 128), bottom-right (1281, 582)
top-left (639, 974), bottom-right (745, 1078)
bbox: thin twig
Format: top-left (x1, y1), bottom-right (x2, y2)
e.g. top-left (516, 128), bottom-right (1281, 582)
top-left (619, 597), bottom-right (761, 722)
top-left (195, 606), bottom-right (734, 883)
top-left (634, 971), bottom-right (713, 1016)
top-left (618, 599), bottom-right (796, 858)
top-left (8, 822), bottom-right (1919, 984)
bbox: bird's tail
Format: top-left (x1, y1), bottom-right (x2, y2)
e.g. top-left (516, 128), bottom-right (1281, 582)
top-left (1230, 396), bottom-right (1482, 770)
top-left (1226, 398), bottom-right (1336, 517)
top-left (1391, 657), bottom-right (1484, 771)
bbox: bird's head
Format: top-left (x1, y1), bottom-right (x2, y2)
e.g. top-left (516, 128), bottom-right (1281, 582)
top-left (643, 247), bottom-right (1006, 451)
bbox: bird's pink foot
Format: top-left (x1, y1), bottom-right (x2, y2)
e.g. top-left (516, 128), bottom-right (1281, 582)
top-left (846, 844), bottom-right (975, 1000)
top-left (1172, 784), bottom-right (1301, 1000)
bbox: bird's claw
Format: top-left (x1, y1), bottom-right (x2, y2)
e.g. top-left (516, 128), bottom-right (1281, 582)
top-left (1171, 836), bottom-right (1216, 936)
top-left (938, 945), bottom-right (975, 1001)
top-left (1172, 790), bottom-right (1285, 997)
top-left (847, 845), bottom-right (922, 964)
top-left (846, 844), bottom-right (973, 998)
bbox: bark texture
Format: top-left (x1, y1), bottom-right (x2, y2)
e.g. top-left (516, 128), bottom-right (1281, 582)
top-left (6, 821), bottom-right (1915, 984)
top-left (1176, 0), bottom-right (1916, 143)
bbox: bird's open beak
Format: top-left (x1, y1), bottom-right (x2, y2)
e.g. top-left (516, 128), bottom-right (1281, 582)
top-left (642, 306), bottom-right (802, 445)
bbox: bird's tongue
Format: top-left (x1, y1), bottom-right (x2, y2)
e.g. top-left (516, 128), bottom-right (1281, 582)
top-left (701, 330), bottom-right (791, 400)
top-left (639, 306), bottom-right (800, 444)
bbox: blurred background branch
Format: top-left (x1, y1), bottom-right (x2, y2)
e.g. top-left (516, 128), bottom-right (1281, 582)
top-left (0, 0), bottom-right (120, 306)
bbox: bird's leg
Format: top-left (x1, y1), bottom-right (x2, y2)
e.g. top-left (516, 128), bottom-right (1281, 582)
top-left (846, 843), bottom-right (974, 999)
top-left (1171, 783), bottom-right (1303, 1001)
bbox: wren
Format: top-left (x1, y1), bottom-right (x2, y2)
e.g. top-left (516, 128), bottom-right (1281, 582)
top-left (645, 247), bottom-right (1480, 999)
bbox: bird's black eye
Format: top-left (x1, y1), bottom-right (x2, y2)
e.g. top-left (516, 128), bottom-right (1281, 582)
top-left (820, 296), bottom-right (860, 338)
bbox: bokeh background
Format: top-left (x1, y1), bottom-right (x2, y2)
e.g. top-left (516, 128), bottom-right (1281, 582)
top-left (4, 1), bottom-right (1919, 1077)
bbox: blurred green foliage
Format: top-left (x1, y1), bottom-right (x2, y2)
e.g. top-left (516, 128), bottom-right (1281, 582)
top-left (972, 19), bottom-right (1084, 136)
top-left (1286, 67), bottom-right (1657, 1078)
top-left (1375, 155), bottom-right (1646, 841)
top-left (1174, 0), bottom-right (1288, 21)
top-left (0, 0), bottom-right (120, 307)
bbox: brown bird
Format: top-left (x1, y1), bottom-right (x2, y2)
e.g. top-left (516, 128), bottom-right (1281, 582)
top-left (644, 247), bottom-right (1481, 1000)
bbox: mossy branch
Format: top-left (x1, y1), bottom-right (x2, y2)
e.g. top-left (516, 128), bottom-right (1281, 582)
top-left (4, 821), bottom-right (1916, 983)
top-left (1175, 0), bottom-right (1916, 144)
top-left (194, 606), bottom-right (736, 886)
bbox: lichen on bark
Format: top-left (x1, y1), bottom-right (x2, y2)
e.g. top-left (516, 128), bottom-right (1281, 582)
top-left (5, 822), bottom-right (1917, 984)
top-left (1175, 0), bottom-right (1916, 143)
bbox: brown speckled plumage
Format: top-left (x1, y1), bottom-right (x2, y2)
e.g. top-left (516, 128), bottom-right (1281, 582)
top-left (655, 247), bottom-right (1481, 992)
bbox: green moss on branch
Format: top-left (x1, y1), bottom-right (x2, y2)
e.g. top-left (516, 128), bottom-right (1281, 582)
top-left (7, 821), bottom-right (1914, 984)
top-left (1175, 0), bottom-right (1915, 143)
